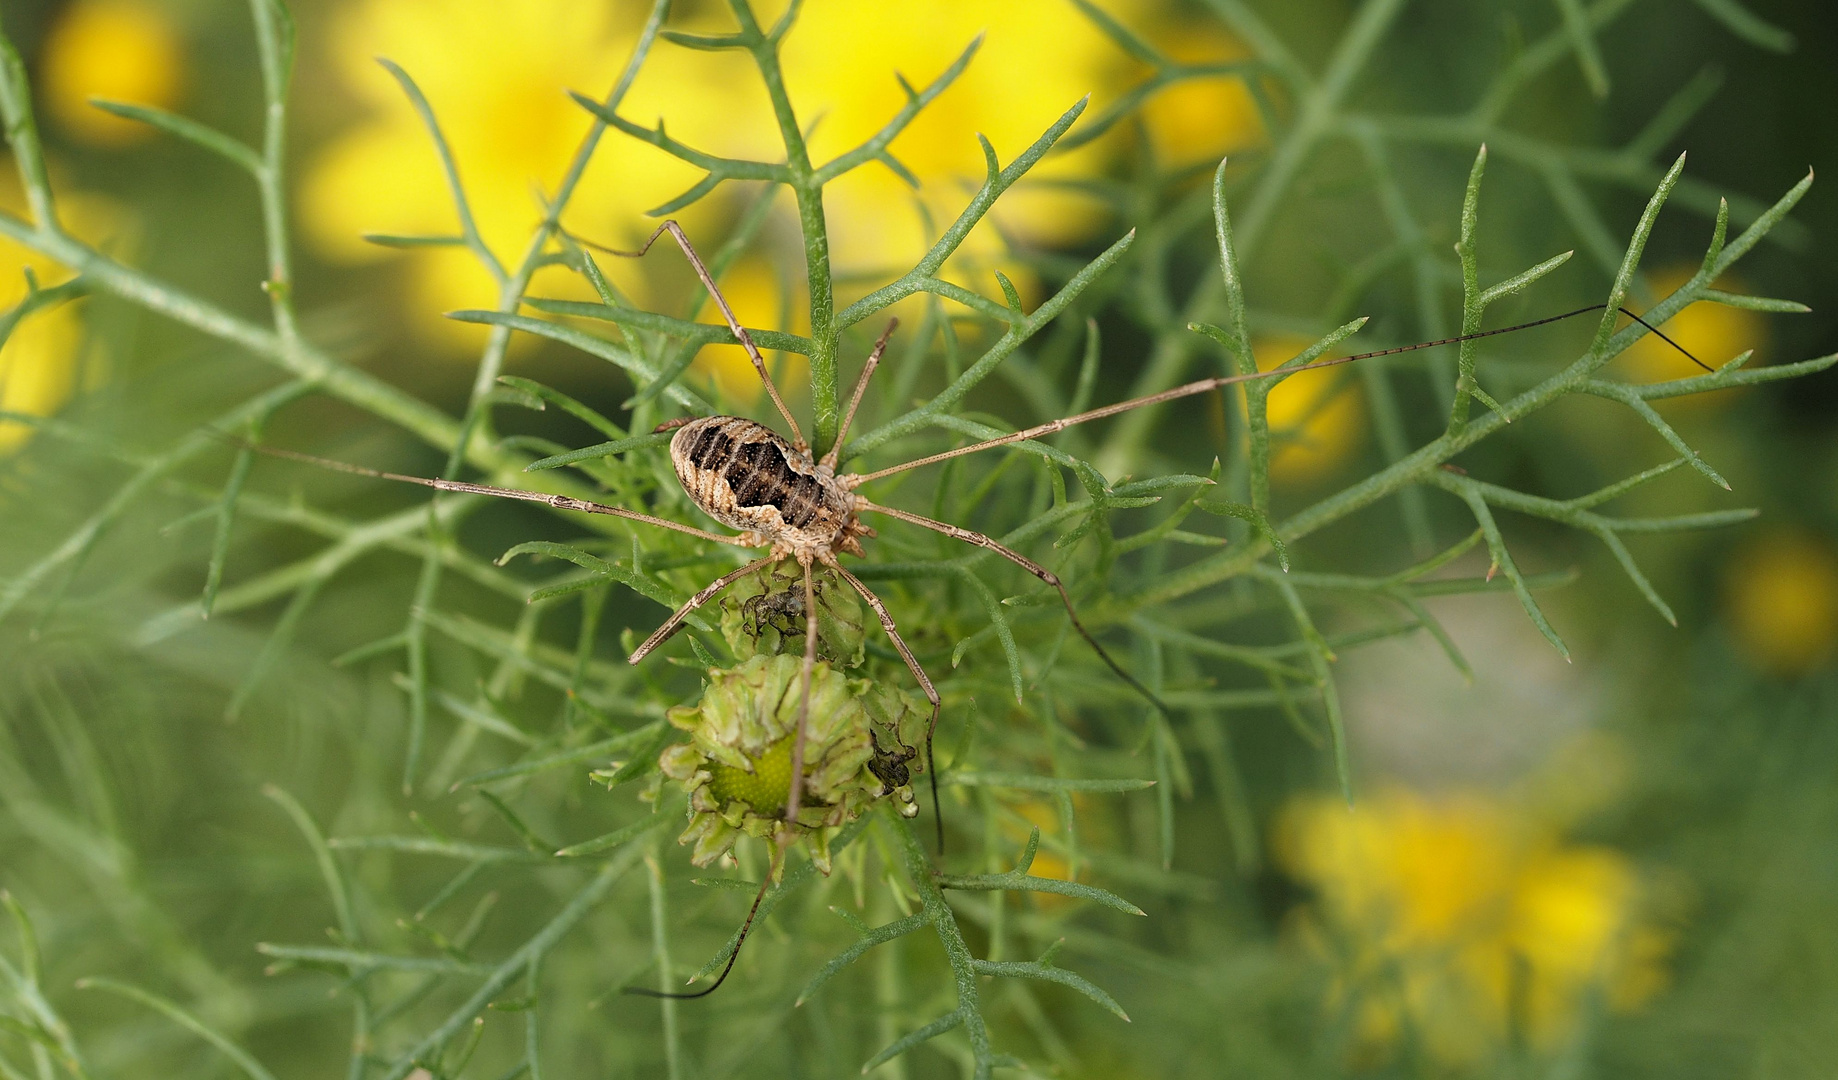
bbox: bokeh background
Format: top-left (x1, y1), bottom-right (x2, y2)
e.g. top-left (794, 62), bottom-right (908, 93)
top-left (3, 0), bottom-right (1837, 1076)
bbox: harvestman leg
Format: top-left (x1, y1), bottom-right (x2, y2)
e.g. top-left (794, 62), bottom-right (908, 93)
top-left (783, 558), bottom-right (823, 828)
top-left (841, 304), bottom-right (1708, 487)
top-left (238, 444), bottom-right (760, 549)
top-left (572, 220), bottom-right (809, 452)
top-left (856, 500), bottom-right (1171, 717)
top-left (826, 558), bottom-right (945, 847)
top-left (628, 554), bottom-right (779, 663)
top-left (637, 562), bottom-right (813, 999)
top-left (627, 832), bottom-right (787, 999)
top-left (819, 319), bottom-right (898, 474)
top-left (780, 318), bottom-right (899, 826)
top-left (827, 304), bottom-right (1713, 732)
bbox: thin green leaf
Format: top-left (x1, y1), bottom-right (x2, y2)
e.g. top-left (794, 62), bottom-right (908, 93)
top-left (256, 944), bottom-right (492, 976)
top-left (524, 431), bottom-right (673, 472)
top-left (1698, 289), bottom-right (1810, 313)
top-left (363, 232), bottom-right (466, 248)
top-left (951, 566), bottom-right (1024, 705)
top-left (1688, 0), bottom-right (1794, 51)
top-left (262, 785), bottom-right (358, 940)
top-left (445, 310), bottom-right (712, 412)
top-left (496, 376), bottom-right (626, 440)
top-left (376, 57), bottom-right (504, 281)
top-left (327, 835), bottom-right (549, 863)
top-left (87, 100), bottom-right (261, 173)
top-left (948, 772), bottom-right (1154, 793)
top-left (456, 726), bottom-right (664, 789)
top-left (554, 815), bottom-right (667, 858)
top-left (496, 541), bottom-right (694, 617)
top-left (936, 871), bottom-right (1144, 916)
top-left (1551, 0), bottom-right (1610, 97)
top-left (860, 1011), bottom-right (963, 1074)
top-left (794, 912), bottom-right (928, 1007)
top-left (77, 978), bottom-right (279, 1080)
top-left (1444, 477), bottom-right (1571, 660)
top-left (970, 956), bottom-right (1129, 1021)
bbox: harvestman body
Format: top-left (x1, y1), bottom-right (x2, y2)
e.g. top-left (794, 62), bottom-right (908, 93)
top-left (246, 220), bottom-right (1705, 999)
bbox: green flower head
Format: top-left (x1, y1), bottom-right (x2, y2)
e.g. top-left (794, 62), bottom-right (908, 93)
top-left (659, 653), bottom-right (927, 874)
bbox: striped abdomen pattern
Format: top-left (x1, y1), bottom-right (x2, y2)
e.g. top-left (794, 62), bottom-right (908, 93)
top-left (670, 417), bottom-right (851, 544)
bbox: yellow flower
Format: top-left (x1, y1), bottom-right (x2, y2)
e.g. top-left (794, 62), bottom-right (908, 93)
top-left (1255, 334), bottom-right (1365, 485)
top-left (693, 255), bottom-right (807, 408)
top-left (1136, 22), bottom-right (1264, 168)
top-left (1723, 527), bottom-right (1838, 676)
top-left (301, 0), bottom-right (748, 344)
top-left (1619, 265), bottom-right (1764, 391)
top-left (1277, 780), bottom-right (1669, 1069)
top-left (40, 0), bottom-right (184, 146)
top-left (0, 165), bottom-right (125, 453)
top-left (301, 1), bottom-right (1242, 351)
top-left (769, 0), bottom-right (1132, 297)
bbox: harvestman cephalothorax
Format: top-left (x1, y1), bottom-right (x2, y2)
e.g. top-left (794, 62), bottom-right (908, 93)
top-left (246, 221), bottom-right (1706, 999)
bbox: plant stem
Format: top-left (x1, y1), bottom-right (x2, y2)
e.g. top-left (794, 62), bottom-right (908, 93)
top-left (730, 0), bottom-right (838, 454)
top-left (892, 814), bottom-right (993, 1079)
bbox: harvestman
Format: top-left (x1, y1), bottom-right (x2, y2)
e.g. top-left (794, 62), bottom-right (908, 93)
top-left (249, 221), bottom-right (1704, 999)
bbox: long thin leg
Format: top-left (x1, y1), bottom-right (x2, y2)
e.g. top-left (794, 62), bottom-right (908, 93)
top-left (624, 840), bottom-right (784, 1000)
top-left (857, 500), bottom-right (1171, 720)
top-left (819, 318), bottom-right (899, 474)
top-left (826, 559), bottom-right (946, 852)
top-left (784, 558), bottom-right (820, 828)
top-left (570, 221), bottom-right (808, 452)
top-left (237, 442), bottom-right (754, 548)
top-left (843, 304), bottom-right (1706, 486)
top-left (629, 555), bottom-right (778, 663)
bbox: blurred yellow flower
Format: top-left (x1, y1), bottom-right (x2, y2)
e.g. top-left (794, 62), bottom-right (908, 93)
top-left (301, 0), bottom-right (746, 343)
top-left (1723, 527), bottom-right (1838, 677)
top-left (772, 0), bottom-right (1131, 295)
top-left (1277, 782), bottom-right (1670, 1070)
top-left (1620, 265), bottom-right (1764, 389)
top-left (1136, 23), bottom-right (1264, 168)
top-left (1256, 334), bottom-right (1364, 484)
top-left (1, 165), bottom-right (125, 453)
top-left (303, 1), bottom-right (1277, 358)
top-left (695, 255), bottom-right (807, 406)
top-left (40, 0), bottom-right (184, 146)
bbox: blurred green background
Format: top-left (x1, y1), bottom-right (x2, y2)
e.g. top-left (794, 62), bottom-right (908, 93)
top-left (3, 0), bottom-right (1837, 1076)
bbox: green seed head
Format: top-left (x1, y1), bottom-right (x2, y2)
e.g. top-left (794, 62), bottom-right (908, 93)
top-left (706, 735), bottom-right (793, 817)
top-left (658, 653), bottom-right (927, 872)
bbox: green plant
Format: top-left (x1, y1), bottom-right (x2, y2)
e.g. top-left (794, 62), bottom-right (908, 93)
top-left (0, 0), bottom-right (1828, 1077)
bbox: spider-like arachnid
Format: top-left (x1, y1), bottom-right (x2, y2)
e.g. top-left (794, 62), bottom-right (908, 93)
top-left (253, 221), bottom-right (1703, 998)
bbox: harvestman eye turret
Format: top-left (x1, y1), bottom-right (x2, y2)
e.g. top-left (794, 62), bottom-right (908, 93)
top-left (242, 220), bottom-right (1706, 1000)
